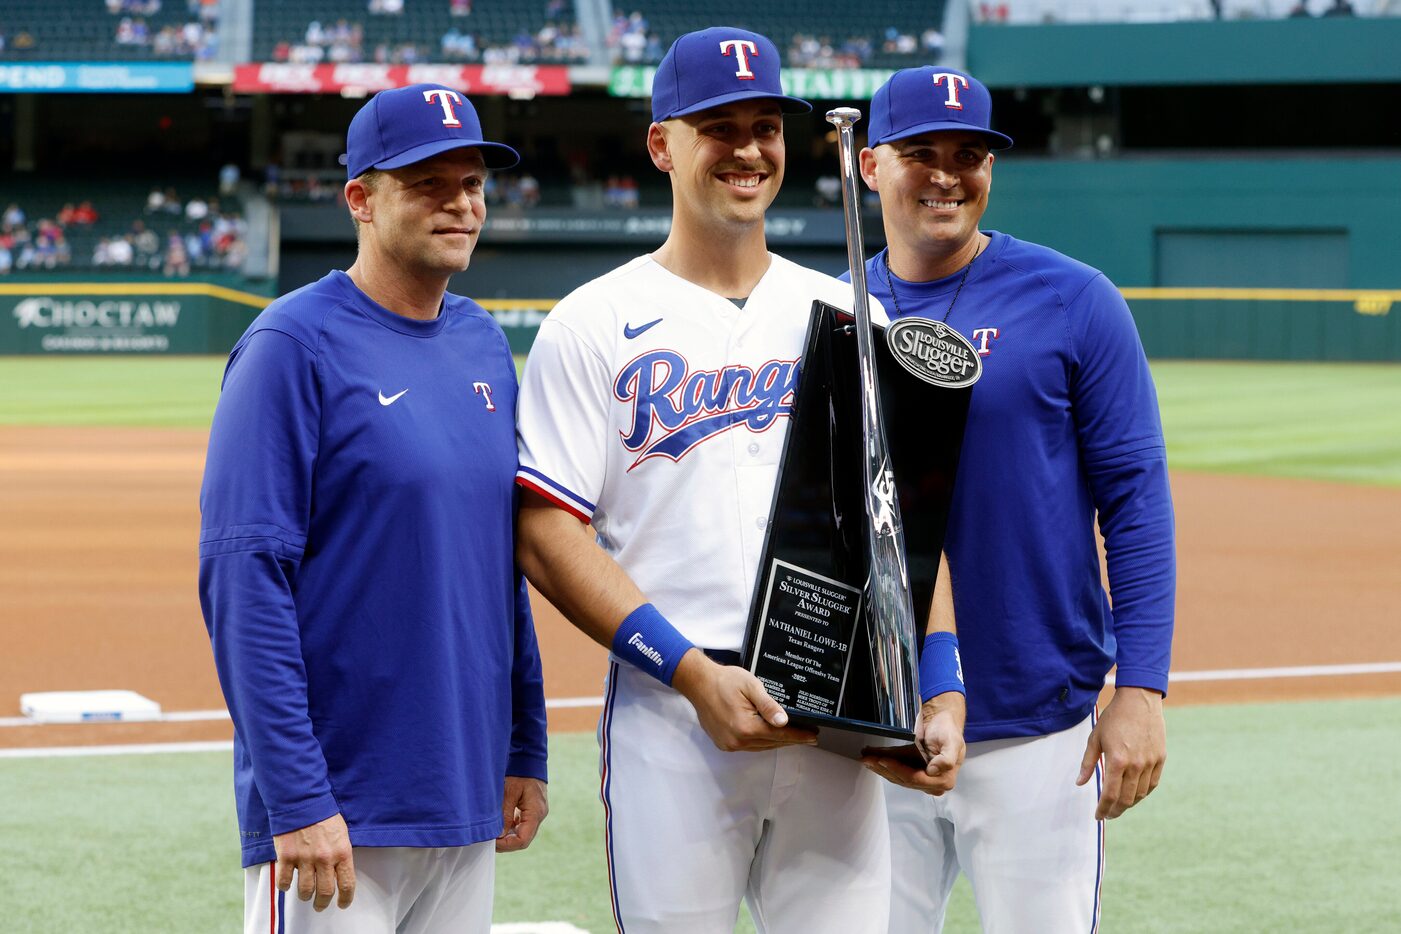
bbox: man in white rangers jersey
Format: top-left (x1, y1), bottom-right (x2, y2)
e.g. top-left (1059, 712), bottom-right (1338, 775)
top-left (515, 26), bottom-right (965, 934)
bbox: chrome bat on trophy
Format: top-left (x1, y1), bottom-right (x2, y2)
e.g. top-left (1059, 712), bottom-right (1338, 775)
top-left (825, 106), bottom-right (920, 734)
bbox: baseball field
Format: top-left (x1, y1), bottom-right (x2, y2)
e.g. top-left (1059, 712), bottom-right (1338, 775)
top-left (2, 356), bottom-right (1400, 933)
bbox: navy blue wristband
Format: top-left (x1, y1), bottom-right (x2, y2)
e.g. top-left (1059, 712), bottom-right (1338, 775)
top-left (611, 603), bottom-right (695, 686)
top-left (919, 632), bottom-right (965, 702)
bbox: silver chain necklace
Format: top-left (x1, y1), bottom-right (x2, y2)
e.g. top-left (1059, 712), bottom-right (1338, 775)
top-left (882, 238), bottom-right (985, 322)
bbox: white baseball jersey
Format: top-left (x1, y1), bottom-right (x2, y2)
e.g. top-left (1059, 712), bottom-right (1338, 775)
top-left (516, 251), bottom-right (884, 652)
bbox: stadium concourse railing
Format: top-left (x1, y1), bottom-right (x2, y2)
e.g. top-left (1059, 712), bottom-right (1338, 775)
top-left (2, 278), bottom-right (1397, 360)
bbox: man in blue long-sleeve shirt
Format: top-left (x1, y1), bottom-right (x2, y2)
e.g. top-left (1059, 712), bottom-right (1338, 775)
top-left (199, 83), bottom-right (548, 933)
top-left (843, 67), bottom-right (1175, 932)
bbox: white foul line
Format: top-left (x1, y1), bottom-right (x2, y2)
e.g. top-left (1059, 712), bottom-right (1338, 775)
top-left (1168, 661), bottom-right (1401, 682)
top-left (2, 661), bottom-right (1400, 757)
top-left (0, 740), bottom-right (233, 759)
top-left (0, 697), bottom-right (607, 729)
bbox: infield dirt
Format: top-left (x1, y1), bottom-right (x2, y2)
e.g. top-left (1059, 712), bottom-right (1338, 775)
top-left (2, 426), bottom-right (1398, 749)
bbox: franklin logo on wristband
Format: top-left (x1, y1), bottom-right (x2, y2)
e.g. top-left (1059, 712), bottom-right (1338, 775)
top-left (627, 632), bottom-right (665, 667)
top-left (612, 603), bottom-right (696, 686)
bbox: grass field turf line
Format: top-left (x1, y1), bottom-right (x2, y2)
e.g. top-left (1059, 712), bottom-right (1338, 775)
top-left (2, 698), bottom-right (1399, 933)
top-left (1, 357), bottom-right (1397, 485)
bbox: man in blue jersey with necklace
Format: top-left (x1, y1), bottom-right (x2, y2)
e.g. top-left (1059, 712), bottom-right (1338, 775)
top-left (199, 84), bottom-right (548, 933)
top-left (846, 66), bottom-right (1175, 932)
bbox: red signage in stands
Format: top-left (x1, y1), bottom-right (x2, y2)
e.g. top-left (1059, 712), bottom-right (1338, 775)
top-left (232, 64), bottom-right (571, 97)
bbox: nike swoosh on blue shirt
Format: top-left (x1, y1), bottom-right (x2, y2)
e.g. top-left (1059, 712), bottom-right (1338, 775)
top-left (623, 318), bottom-right (663, 339)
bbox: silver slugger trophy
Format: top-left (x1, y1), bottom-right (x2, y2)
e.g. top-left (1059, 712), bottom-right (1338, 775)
top-left (826, 107), bottom-right (920, 735)
top-left (740, 108), bottom-right (980, 761)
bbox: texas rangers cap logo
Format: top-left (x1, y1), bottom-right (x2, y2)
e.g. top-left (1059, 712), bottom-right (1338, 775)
top-left (422, 88), bottom-right (464, 127)
top-left (932, 73), bottom-right (969, 110)
top-left (650, 26), bottom-right (811, 123)
top-left (866, 66), bottom-right (1014, 150)
top-left (342, 82), bottom-right (520, 179)
top-left (719, 39), bottom-right (759, 79)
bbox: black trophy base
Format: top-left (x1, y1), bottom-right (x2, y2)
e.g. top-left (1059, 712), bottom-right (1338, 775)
top-left (788, 709), bottom-right (923, 768)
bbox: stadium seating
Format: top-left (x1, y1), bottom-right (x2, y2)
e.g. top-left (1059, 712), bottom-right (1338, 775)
top-left (609, 1), bottom-right (949, 69)
top-left (0, 177), bottom-right (244, 273)
top-left (0, 0), bottom-right (217, 61)
top-left (250, 0), bottom-right (578, 64)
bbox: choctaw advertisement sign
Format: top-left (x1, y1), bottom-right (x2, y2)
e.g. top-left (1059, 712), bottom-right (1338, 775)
top-left (233, 64), bottom-right (571, 97)
top-left (1, 288), bottom-right (264, 355)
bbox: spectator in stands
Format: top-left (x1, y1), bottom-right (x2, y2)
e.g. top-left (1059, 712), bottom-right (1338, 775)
top-left (442, 27), bottom-right (478, 60)
top-left (451, 0), bottom-right (472, 15)
top-left (883, 26), bottom-right (918, 54)
top-left (7, 226), bottom-right (30, 261)
top-left (369, 0), bottom-right (404, 13)
top-left (110, 234), bottom-right (134, 267)
top-left (132, 220), bottom-right (160, 267)
top-left (220, 164), bottom-right (241, 197)
top-left (73, 201), bottom-right (99, 225)
top-left (0, 31), bottom-right (7, 53)
top-left (1322, 0), bottom-right (1355, 14)
top-left (518, 173), bottom-right (541, 208)
top-left (164, 233), bottom-right (191, 278)
top-left (154, 26), bottom-right (178, 54)
top-left (0, 244), bottom-right (10, 275)
top-left (3, 204), bottom-right (23, 228)
top-left (93, 238), bottom-right (113, 267)
top-left (922, 28), bottom-right (945, 58)
top-left (186, 197), bottom-right (210, 222)
top-left (223, 235), bottom-right (247, 270)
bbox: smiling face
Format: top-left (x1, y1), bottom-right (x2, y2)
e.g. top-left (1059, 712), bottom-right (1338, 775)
top-left (860, 131), bottom-right (994, 266)
top-left (347, 147), bottom-right (488, 280)
top-left (649, 100), bottom-right (785, 233)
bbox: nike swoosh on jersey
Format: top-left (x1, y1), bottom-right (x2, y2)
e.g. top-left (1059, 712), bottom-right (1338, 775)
top-left (623, 318), bottom-right (663, 339)
top-left (378, 389), bottom-right (408, 406)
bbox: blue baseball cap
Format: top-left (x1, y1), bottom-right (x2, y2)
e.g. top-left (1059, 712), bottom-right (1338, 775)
top-left (651, 27), bottom-right (811, 123)
top-left (868, 66), bottom-right (1013, 150)
top-left (344, 83), bottom-right (520, 179)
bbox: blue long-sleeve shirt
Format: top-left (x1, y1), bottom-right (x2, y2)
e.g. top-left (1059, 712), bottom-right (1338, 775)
top-left (199, 270), bottom-right (547, 867)
top-left (845, 231), bottom-right (1175, 741)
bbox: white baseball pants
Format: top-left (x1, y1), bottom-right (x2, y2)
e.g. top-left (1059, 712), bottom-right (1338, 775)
top-left (244, 841), bottom-right (495, 934)
top-left (599, 660), bottom-right (892, 934)
top-left (885, 714), bottom-right (1104, 933)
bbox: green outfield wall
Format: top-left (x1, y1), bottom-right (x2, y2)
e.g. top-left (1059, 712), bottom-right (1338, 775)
top-left (979, 157), bottom-right (1401, 360)
top-left (968, 18), bottom-right (1401, 87)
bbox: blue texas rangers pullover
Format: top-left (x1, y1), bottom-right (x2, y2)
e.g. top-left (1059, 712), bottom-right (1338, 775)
top-left (199, 270), bottom-right (547, 868)
top-left (845, 231), bottom-right (1175, 742)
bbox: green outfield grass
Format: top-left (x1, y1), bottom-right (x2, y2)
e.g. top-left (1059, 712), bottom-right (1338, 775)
top-left (3, 697), bottom-right (1399, 933)
top-left (1, 357), bottom-right (1397, 486)
top-left (1152, 361), bottom-right (1401, 486)
top-left (0, 357), bottom-right (225, 427)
